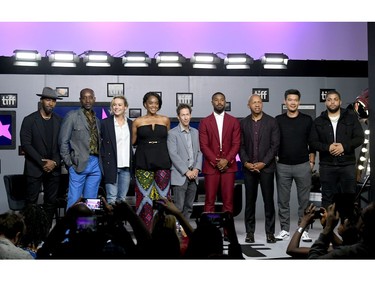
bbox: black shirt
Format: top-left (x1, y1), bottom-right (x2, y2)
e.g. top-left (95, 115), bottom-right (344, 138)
top-left (276, 112), bottom-right (313, 165)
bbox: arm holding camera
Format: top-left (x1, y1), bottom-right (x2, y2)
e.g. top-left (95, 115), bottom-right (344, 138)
top-left (101, 198), bottom-right (153, 257)
top-left (156, 197), bottom-right (194, 238)
top-left (286, 203), bottom-right (317, 258)
top-left (308, 203), bottom-right (340, 259)
top-left (286, 204), bottom-right (332, 258)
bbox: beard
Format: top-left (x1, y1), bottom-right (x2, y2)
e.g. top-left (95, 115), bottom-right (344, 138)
top-left (327, 106), bottom-right (340, 114)
top-left (43, 106), bottom-right (53, 114)
top-left (214, 106), bottom-right (225, 114)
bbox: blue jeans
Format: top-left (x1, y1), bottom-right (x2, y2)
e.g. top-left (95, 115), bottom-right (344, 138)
top-left (67, 155), bottom-right (102, 209)
top-left (105, 167), bottom-right (131, 205)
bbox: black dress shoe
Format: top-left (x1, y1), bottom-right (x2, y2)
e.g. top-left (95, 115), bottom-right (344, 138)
top-left (266, 233), bottom-right (277, 243)
top-left (245, 232), bottom-right (255, 243)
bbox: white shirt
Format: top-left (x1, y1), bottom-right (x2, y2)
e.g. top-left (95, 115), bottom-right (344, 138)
top-left (180, 124), bottom-right (194, 168)
top-left (214, 111), bottom-right (224, 151)
top-left (329, 115), bottom-right (339, 142)
top-left (114, 118), bottom-right (130, 168)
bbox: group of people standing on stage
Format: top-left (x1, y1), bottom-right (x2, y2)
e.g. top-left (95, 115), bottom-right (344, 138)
top-left (19, 86), bottom-right (365, 246)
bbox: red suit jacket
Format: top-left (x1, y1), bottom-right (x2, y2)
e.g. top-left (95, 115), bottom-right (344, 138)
top-left (199, 112), bottom-right (241, 174)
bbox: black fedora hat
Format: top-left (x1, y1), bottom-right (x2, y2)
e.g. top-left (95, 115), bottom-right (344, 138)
top-left (36, 87), bottom-right (63, 100)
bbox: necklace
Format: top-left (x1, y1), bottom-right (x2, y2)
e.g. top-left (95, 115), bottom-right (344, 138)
top-left (329, 115), bottom-right (339, 122)
top-left (42, 116), bottom-right (51, 120)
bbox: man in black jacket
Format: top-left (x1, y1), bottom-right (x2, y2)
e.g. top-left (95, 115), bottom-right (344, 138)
top-left (309, 90), bottom-right (364, 209)
top-left (20, 87), bottom-right (63, 228)
top-left (239, 94), bottom-right (280, 244)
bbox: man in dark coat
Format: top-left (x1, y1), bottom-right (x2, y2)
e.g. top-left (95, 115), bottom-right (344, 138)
top-left (20, 87), bottom-right (63, 228)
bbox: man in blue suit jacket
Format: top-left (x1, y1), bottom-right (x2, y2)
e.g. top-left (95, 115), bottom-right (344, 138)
top-left (167, 103), bottom-right (202, 219)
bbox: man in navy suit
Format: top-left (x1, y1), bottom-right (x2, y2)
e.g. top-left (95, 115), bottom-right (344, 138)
top-left (167, 103), bottom-right (203, 219)
top-left (199, 92), bottom-right (241, 215)
top-left (20, 87), bottom-right (63, 228)
top-left (239, 94), bottom-right (280, 244)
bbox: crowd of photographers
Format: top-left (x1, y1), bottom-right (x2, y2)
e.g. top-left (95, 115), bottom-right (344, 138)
top-left (33, 196), bottom-right (243, 259)
top-left (2, 193), bottom-right (375, 259)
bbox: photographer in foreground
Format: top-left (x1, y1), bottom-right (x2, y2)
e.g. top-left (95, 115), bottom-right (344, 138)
top-left (37, 197), bottom-right (153, 259)
top-left (286, 203), bottom-right (326, 258)
top-left (308, 201), bottom-right (375, 259)
top-left (287, 201), bottom-right (362, 259)
top-left (184, 211), bottom-right (243, 259)
top-left (149, 197), bottom-right (194, 258)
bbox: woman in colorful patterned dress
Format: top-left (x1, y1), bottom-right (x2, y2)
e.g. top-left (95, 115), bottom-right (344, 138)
top-left (132, 92), bottom-right (171, 229)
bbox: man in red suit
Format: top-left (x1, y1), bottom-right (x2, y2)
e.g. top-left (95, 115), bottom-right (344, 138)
top-left (199, 92), bottom-right (241, 215)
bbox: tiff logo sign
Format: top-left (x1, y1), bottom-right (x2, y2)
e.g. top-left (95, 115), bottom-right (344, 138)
top-left (252, 88), bottom-right (269, 102)
top-left (0, 94), bottom-right (18, 108)
top-left (320, 89), bottom-right (335, 102)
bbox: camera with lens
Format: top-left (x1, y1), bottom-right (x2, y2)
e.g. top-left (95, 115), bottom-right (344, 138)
top-left (313, 209), bottom-right (323, 219)
top-left (152, 199), bottom-right (165, 212)
top-left (199, 212), bottom-right (228, 228)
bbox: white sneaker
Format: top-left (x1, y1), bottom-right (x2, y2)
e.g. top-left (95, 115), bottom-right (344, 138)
top-left (275, 230), bottom-right (290, 241)
top-left (302, 231), bottom-right (312, 242)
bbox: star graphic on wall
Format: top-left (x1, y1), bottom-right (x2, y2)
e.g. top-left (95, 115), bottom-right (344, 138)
top-left (0, 120), bottom-right (12, 140)
top-left (101, 108), bottom-right (108, 119)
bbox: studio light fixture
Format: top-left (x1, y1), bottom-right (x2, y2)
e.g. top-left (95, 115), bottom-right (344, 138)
top-left (224, 53), bottom-right (254, 69)
top-left (155, 52), bottom-right (186, 67)
top-left (13, 49), bottom-right (41, 66)
top-left (122, 51), bottom-right (151, 67)
top-left (48, 50), bottom-right (79, 67)
top-left (357, 128), bottom-right (370, 178)
top-left (82, 51), bottom-right (113, 67)
top-left (190, 52), bottom-right (221, 69)
top-left (261, 53), bottom-right (289, 69)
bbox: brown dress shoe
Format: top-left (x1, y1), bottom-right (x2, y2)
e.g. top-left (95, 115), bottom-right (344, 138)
top-left (266, 233), bottom-right (277, 243)
top-left (245, 232), bottom-right (255, 243)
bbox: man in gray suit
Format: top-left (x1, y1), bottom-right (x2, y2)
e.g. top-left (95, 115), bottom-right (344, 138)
top-left (167, 103), bottom-right (202, 219)
top-left (59, 88), bottom-right (102, 209)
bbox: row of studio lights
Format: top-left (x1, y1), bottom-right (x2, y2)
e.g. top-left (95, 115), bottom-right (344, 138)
top-left (358, 129), bottom-right (370, 176)
top-left (12, 50), bottom-right (289, 70)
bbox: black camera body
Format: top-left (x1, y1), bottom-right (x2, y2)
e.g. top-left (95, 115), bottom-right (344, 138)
top-left (314, 209), bottom-right (323, 219)
top-left (83, 198), bottom-right (104, 211)
top-left (152, 199), bottom-right (165, 211)
top-left (200, 212), bottom-right (227, 228)
top-left (76, 216), bottom-right (97, 232)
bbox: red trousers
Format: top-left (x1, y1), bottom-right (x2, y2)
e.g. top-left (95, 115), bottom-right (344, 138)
top-left (203, 172), bottom-right (235, 213)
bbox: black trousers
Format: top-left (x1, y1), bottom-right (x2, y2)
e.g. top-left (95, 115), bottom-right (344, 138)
top-left (26, 173), bottom-right (60, 226)
top-left (243, 170), bottom-right (276, 234)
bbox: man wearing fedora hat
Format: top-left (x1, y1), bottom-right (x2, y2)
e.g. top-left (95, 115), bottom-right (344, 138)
top-left (20, 87), bottom-right (63, 229)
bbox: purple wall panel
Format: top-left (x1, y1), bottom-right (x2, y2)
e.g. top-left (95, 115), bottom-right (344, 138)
top-left (0, 22), bottom-right (368, 60)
